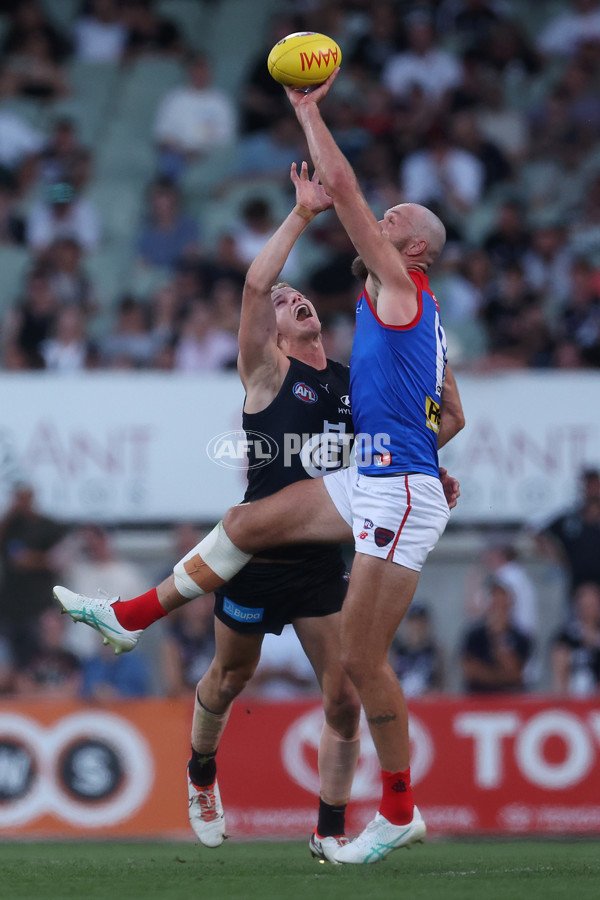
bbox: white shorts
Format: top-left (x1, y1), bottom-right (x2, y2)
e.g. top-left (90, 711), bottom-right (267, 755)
top-left (323, 467), bottom-right (450, 572)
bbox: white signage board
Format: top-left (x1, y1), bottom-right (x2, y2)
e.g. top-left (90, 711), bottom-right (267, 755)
top-left (0, 372), bottom-right (597, 524)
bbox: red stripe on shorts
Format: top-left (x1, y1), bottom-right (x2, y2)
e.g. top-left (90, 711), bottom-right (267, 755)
top-left (386, 475), bottom-right (412, 562)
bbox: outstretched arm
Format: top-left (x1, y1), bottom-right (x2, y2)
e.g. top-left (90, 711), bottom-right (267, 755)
top-left (238, 161), bottom-right (332, 389)
top-left (284, 74), bottom-right (416, 321)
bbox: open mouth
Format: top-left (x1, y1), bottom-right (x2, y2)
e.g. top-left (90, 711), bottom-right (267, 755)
top-left (295, 304), bottom-right (313, 321)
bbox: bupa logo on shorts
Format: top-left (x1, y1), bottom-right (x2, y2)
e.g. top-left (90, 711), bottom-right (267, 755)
top-left (223, 597), bottom-right (264, 623)
top-left (293, 382), bottom-right (318, 404)
top-left (374, 527), bottom-right (395, 548)
top-left (363, 518), bottom-right (374, 530)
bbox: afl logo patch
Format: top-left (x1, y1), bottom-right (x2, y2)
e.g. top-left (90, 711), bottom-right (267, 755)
top-left (293, 382), bottom-right (317, 403)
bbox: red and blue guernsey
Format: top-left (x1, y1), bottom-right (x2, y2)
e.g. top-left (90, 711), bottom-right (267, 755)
top-left (350, 270), bottom-right (447, 479)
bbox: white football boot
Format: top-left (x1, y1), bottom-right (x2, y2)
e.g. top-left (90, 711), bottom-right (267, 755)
top-left (309, 833), bottom-right (349, 864)
top-left (53, 586), bottom-right (142, 654)
top-left (188, 772), bottom-right (226, 848)
top-left (335, 807), bottom-right (426, 864)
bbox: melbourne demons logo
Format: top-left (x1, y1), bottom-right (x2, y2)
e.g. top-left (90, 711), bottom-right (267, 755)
top-left (293, 382), bottom-right (317, 403)
top-left (299, 47), bottom-right (339, 71)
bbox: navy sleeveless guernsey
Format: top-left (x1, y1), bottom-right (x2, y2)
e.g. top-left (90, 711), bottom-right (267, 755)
top-left (349, 270), bottom-right (447, 478)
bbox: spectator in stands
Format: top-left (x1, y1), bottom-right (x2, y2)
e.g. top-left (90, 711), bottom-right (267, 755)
top-left (390, 602), bottom-right (443, 697)
top-left (401, 122), bottom-right (485, 224)
top-left (536, 468), bottom-right (600, 600)
top-left (153, 52), bottom-right (237, 180)
top-left (122, 0), bottom-right (183, 60)
top-left (223, 197), bottom-right (300, 284)
top-left (348, 1), bottom-right (404, 79)
top-left (239, 13), bottom-right (305, 135)
top-left (0, 173), bottom-right (25, 244)
top-left (483, 201), bottom-right (531, 270)
top-left (461, 579), bottom-right (532, 693)
top-left (522, 221), bottom-right (572, 319)
top-left (437, 0), bottom-right (505, 45)
top-left (135, 177), bottom-right (199, 270)
top-left (73, 0), bottom-right (128, 64)
top-left (100, 296), bottom-right (159, 368)
top-left (307, 213), bottom-right (360, 317)
top-left (173, 298), bottom-right (238, 372)
top-left (3, 268), bottom-right (59, 368)
top-left (0, 483), bottom-right (68, 665)
top-left (537, 0), bottom-right (600, 58)
top-left (479, 263), bottom-right (551, 368)
top-left (26, 181), bottom-right (101, 254)
top-left (44, 237), bottom-right (96, 311)
top-left (353, 137), bottom-right (400, 217)
top-left (35, 117), bottom-right (92, 193)
top-left (0, 108), bottom-right (45, 174)
top-left (467, 541), bottom-right (538, 639)
top-left (80, 638), bottom-right (151, 699)
top-left (327, 97), bottom-right (371, 167)
top-left (0, 26), bottom-right (69, 102)
top-left (160, 596), bottom-right (216, 697)
top-left (481, 19), bottom-right (541, 82)
top-left (450, 109), bottom-right (511, 191)
top-left (382, 9), bottom-right (463, 106)
top-left (234, 113), bottom-right (306, 180)
top-left (1, 1), bottom-right (71, 63)
top-left (557, 258), bottom-right (600, 367)
top-left (475, 74), bottom-right (530, 164)
top-left (569, 174), bottom-right (600, 262)
top-left (552, 582), bottom-right (600, 695)
top-left (14, 607), bottom-right (81, 698)
top-left (41, 306), bottom-right (92, 372)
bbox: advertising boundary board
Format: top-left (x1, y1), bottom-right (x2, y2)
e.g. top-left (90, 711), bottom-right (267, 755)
top-left (0, 696), bottom-right (599, 839)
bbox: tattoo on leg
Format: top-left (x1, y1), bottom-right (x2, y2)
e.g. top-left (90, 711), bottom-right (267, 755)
top-left (368, 710), bottom-right (397, 728)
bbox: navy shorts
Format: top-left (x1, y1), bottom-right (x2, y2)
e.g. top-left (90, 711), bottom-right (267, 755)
top-left (214, 549), bottom-right (347, 635)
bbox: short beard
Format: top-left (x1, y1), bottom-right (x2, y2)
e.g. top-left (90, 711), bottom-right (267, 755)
top-left (351, 255), bottom-right (369, 281)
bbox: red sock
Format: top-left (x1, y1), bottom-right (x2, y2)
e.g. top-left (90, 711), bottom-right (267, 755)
top-left (111, 589), bottom-right (167, 631)
top-left (378, 767), bottom-right (414, 825)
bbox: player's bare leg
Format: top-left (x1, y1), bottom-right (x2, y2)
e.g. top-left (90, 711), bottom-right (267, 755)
top-left (294, 613), bottom-right (361, 862)
top-left (335, 553), bottom-right (426, 864)
top-left (55, 479), bottom-right (352, 649)
top-left (187, 619), bottom-right (264, 847)
top-left (160, 478), bottom-right (352, 608)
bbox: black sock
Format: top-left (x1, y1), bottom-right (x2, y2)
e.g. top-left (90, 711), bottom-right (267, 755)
top-left (188, 746), bottom-right (217, 788)
top-left (317, 798), bottom-right (346, 837)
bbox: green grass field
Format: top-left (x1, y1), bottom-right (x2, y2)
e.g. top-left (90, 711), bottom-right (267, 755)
top-left (1, 839), bottom-right (598, 900)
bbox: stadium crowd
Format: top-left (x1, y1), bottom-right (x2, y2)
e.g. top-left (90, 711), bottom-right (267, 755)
top-left (0, 0), bottom-right (600, 700)
top-left (1, 473), bottom-right (599, 701)
top-left (0, 0), bottom-right (599, 372)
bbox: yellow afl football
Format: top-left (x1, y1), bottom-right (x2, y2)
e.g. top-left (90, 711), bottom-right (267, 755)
top-left (267, 31), bottom-right (342, 88)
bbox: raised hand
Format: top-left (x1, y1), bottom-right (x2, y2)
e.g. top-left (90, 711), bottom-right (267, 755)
top-left (290, 160), bottom-right (332, 214)
top-left (283, 68), bottom-right (340, 111)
